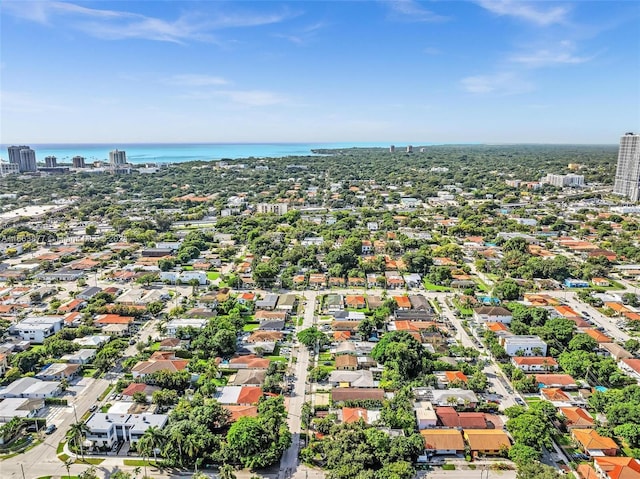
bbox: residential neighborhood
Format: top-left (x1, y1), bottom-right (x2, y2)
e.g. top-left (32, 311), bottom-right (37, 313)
top-left (0, 144), bottom-right (639, 479)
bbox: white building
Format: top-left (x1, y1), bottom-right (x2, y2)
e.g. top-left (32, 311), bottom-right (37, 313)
top-left (613, 132), bottom-right (640, 202)
top-left (165, 318), bottom-right (208, 337)
top-left (85, 413), bottom-right (168, 448)
top-left (14, 316), bottom-right (64, 343)
top-left (256, 203), bottom-right (288, 215)
top-left (473, 306), bottom-right (512, 324)
top-left (160, 270), bottom-right (208, 285)
top-left (414, 401), bottom-right (438, 429)
top-left (541, 173), bottom-right (585, 188)
top-left (0, 377), bottom-right (60, 399)
top-left (501, 335), bottom-right (547, 357)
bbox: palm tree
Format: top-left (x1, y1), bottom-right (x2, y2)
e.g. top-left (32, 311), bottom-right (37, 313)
top-left (167, 427), bottom-right (185, 466)
top-left (138, 426), bottom-right (165, 464)
top-left (69, 421), bottom-right (89, 459)
top-left (64, 458), bottom-right (74, 479)
top-left (133, 466), bottom-right (141, 479)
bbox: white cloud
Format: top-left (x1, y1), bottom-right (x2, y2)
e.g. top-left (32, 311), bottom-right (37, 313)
top-left (510, 41), bottom-right (593, 67)
top-left (216, 90), bottom-right (288, 107)
top-left (164, 74), bottom-right (229, 87)
top-left (476, 0), bottom-right (569, 26)
top-left (274, 21), bottom-right (328, 45)
top-left (460, 72), bottom-right (533, 95)
top-left (1, 1), bottom-right (295, 43)
top-left (385, 0), bottom-right (448, 22)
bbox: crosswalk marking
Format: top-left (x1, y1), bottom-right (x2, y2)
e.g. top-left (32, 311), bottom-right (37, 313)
top-left (44, 405), bottom-right (69, 425)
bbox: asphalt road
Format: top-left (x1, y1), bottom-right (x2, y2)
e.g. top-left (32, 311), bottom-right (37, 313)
top-left (278, 291), bottom-right (318, 479)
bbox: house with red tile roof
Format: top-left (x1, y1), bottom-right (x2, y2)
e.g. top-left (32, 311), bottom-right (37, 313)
top-left (572, 429), bottom-right (619, 457)
top-left (584, 328), bottom-right (613, 343)
top-left (512, 356), bottom-right (558, 372)
top-left (592, 456), bottom-right (640, 479)
top-left (559, 407), bottom-right (594, 429)
top-left (534, 374), bottom-right (578, 390)
top-left (541, 388), bottom-right (571, 403)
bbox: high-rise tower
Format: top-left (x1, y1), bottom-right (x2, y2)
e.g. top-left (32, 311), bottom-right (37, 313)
top-left (613, 132), bottom-right (640, 202)
top-left (109, 149), bottom-right (127, 165)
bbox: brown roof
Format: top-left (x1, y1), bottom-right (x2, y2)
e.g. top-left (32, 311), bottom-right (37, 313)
top-left (513, 356), bottom-right (558, 366)
top-left (420, 429), bottom-right (465, 451)
top-left (131, 359), bottom-right (189, 375)
top-left (335, 355), bottom-right (357, 369)
top-left (464, 430), bottom-right (511, 451)
top-left (576, 464), bottom-right (599, 479)
top-left (436, 407), bottom-right (487, 429)
top-left (247, 331), bottom-right (283, 342)
top-left (228, 355), bottom-right (271, 369)
top-left (331, 388), bottom-right (384, 402)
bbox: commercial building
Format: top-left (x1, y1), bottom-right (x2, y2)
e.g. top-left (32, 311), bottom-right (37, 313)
top-left (0, 162), bottom-right (20, 177)
top-left (256, 203), bottom-right (288, 215)
top-left (541, 173), bottom-right (585, 187)
top-left (7, 145), bottom-right (29, 164)
top-left (109, 149), bottom-right (127, 165)
top-left (72, 156), bottom-right (86, 168)
top-left (18, 147), bottom-right (37, 172)
top-left (14, 316), bottom-right (64, 343)
top-left (44, 156), bottom-right (57, 167)
top-left (613, 132), bottom-right (640, 202)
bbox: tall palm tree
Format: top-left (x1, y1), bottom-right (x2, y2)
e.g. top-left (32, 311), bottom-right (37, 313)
top-left (133, 466), bottom-right (141, 479)
top-left (138, 426), bottom-right (165, 463)
top-left (167, 426), bottom-right (185, 465)
top-left (69, 421), bottom-right (89, 459)
top-left (64, 458), bottom-right (74, 479)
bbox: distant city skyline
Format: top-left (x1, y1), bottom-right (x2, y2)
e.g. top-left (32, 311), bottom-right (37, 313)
top-left (1, 1), bottom-right (639, 144)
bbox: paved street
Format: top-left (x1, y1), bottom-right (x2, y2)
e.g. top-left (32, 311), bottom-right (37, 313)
top-left (279, 291), bottom-right (319, 479)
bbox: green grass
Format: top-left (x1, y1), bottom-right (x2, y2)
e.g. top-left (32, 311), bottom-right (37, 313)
top-left (212, 378), bottom-right (227, 387)
top-left (452, 298), bottom-right (473, 317)
top-left (429, 300), bottom-right (442, 314)
top-left (243, 323), bottom-right (260, 332)
top-left (124, 459), bottom-right (154, 466)
top-left (58, 453), bottom-right (70, 461)
top-left (182, 265), bottom-right (193, 271)
top-left (36, 476), bottom-right (53, 479)
top-left (57, 441), bottom-right (66, 454)
top-left (423, 280), bottom-right (452, 292)
top-left (319, 353), bottom-right (333, 361)
top-left (81, 368), bottom-right (97, 377)
top-left (97, 384), bottom-right (113, 401)
top-left (266, 356), bottom-right (287, 362)
top-left (78, 458), bottom-right (104, 465)
top-left (148, 341), bottom-right (161, 351)
top-left (442, 464), bottom-right (456, 470)
top-left (474, 279), bottom-right (491, 293)
top-left (207, 272), bottom-right (220, 280)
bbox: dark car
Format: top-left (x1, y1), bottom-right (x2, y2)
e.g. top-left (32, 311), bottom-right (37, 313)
top-left (515, 398), bottom-right (525, 406)
top-left (45, 424), bottom-right (57, 435)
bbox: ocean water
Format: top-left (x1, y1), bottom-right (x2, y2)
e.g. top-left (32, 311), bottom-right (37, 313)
top-left (0, 142), bottom-right (426, 164)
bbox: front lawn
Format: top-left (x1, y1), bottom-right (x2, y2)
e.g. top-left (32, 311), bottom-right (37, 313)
top-left (243, 323), bottom-right (260, 332)
top-left (423, 280), bottom-right (452, 292)
top-left (207, 272), bottom-right (221, 280)
top-left (266, 356), bottom-right (287, 362)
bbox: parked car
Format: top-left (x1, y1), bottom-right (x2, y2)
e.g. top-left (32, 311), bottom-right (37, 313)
top-left (45, 424), bottom-right (57, 435)
top-left (89, 405), bottom-right (98, 412)
top-left (515, 398), bottom-right (525, 406)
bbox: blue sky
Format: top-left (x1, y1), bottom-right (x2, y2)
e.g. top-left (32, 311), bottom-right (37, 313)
top-left (1, 0), bottom-right (639, 144)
